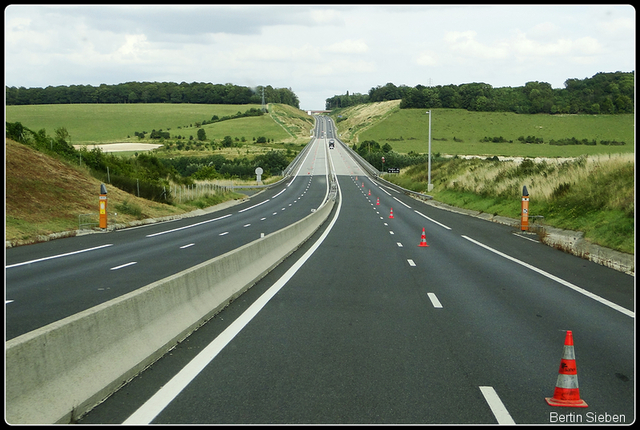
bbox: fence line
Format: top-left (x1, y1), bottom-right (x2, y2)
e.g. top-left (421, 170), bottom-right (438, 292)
top-left (78, 213), bottom-right (118, 231)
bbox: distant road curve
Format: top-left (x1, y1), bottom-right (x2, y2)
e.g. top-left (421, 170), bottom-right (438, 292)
top-left (73, 143), bottom-right (163, 152)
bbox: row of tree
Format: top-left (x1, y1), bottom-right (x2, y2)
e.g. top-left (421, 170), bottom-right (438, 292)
top-left (5, 82), bottom-right (300, 108)
top-left (325, 83), bottom-right (408, 109)
top-left (326, 72), bottom-right (634, 114)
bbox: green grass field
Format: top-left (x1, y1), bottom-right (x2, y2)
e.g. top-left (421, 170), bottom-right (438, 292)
top-left (358, 108), bottom-right (634, 157)
top-left (5, 103), bottom-right (275, 144)
top-left (197, 114), bottom-right (290, 143)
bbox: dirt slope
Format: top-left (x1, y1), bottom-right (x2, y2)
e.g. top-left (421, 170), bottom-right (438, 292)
top-left (5, 139), bottom-right (183, 246)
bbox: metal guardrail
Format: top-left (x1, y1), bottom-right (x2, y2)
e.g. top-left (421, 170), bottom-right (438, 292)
top-left (230, 132), bottom-right (317, 193)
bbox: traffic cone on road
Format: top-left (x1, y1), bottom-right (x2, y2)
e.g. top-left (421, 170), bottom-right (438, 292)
top-left (368, 189), bottom-right (371, 196)
top-left (545, 330), bottom-right (588, 408)
top-left (418, 228), bottom-right (429, 247)
top-left (376, 198), bottom-right (380, 205)
top-left (389, 208), bottom-right (394, 219)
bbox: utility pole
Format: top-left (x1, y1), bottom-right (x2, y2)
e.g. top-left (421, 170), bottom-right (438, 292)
top-left (261, 87), bottom-right (266, 112)
top-left (427, 110), bottom-right (433, 191)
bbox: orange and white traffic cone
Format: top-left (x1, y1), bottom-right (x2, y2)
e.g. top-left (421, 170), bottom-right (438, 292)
top-left (362, 183), bottom-right (365, 188)
top-left (376, 198), bottom-right (380, 206)
top-left (368, 189), bottom-right (371, 196)
top-left (418, 228), bottom-right (429, 247)
top-left (389, 208), bottom-right (394, 219)
top-left (545, 330), bottom-right (588, 408)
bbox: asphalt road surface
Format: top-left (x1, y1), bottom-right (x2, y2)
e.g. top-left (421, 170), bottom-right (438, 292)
top-left (77, 116), bottom-right (634, 424)
top-left (6, 124), bottom-right (331, 339)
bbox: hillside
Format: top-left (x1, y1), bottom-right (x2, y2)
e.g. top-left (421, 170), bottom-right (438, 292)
top-left (333, 105), bottom-right (634, 158)
top-left (5, 103), bottom-right (313, 145)
top-left (5, 139), bottom-right (186, 246)
top-left (268, 103), bottom-right (315, 143)
top-left (331, 100), bottom-right (401, 143)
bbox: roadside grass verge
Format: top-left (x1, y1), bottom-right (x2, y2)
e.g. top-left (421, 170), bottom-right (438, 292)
top-left (386, 153), bottom-right (634, 254)
top-left (5, 216), bottom-right (79, 243)
top-left (172, 190), bottom-right (247, 211)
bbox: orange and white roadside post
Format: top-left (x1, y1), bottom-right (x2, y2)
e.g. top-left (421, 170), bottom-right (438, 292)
top-left (99, 183), bottom-right (108, 229)
top-left (521, 185), bottom-right (529, 231)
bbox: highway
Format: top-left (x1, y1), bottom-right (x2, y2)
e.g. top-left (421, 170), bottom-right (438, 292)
top-left (6, 120), bottom-right (334, 340)
top-left (75, 116), bottom-right (634, 424)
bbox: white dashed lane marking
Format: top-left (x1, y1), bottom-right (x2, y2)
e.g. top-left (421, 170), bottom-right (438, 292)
top-left (110, 262), bottom-right (137, 271)
top-left (427, 293), bottom-right (443, 308)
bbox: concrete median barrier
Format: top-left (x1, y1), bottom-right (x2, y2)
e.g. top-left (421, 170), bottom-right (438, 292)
top-left (6, 198), bottom-right (335, 424)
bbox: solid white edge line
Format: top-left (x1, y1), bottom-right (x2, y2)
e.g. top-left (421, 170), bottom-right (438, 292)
top-left (271, 189), bottom-right (286, 199)
top-left (238, 199), bottom-right (270, 213)
top-left (427, 293), bottom-right (443, 308)
top-left (6, 244), bottom-right (114, 269)
top-left (393, 196), bottom-right (411, 209)
top-left (146, 214), bottom-right (232, 237)
top-left (379, 187), bottom-right (391, 196)
top-left (378, 182), bottom-right (401, 193)
top-left (479, 386), bottom-right (516, 425)
top-left (512, 232), bottom-right (539, 243)
top-left (462, 235), bottom-right (634, 318)
top-left (123, 141), bottom-right (344, 425)
top-left (414, 210), bottom-right (452, 230)
top-left (290, 137), bottom-right (316, 183)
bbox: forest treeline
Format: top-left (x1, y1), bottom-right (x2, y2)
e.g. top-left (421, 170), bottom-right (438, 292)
top-left (5, 81), bottom-right (300, 108)
top-left (325, 71), bottom-right (633, 114)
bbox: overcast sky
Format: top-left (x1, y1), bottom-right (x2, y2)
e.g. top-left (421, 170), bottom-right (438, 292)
top-left (4, 4), bottom-right (635, 110)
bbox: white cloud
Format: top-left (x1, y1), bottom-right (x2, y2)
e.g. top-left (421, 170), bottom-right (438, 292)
top-left (511, 32), bottom-right (603, 58)
top-left (443, 31), bottom-right (509, 60)
top-left (3, 5), bottom-right (634, 109)
top-left (323, 39), bottom-right (369, 54)
top-left (114, 34), bottom-right (150, 61)
top-left (308, 8), bottom-right (344, 25)
top-left (415, 51), bottom-right (439, 67)
top-left (596, 16), bottom-right (634, 38)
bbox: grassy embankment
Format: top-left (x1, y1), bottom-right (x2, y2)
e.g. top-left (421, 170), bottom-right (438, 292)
top-left (332, 103), bottom-right (635, 254)
top-left (5, 103), bottom-right (315, 245)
